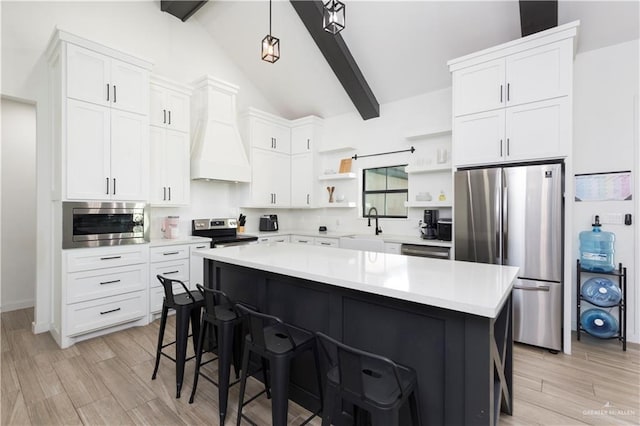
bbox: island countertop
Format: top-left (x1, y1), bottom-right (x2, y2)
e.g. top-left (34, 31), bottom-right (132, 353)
top-left (194, 243), bottom-right (519, 318)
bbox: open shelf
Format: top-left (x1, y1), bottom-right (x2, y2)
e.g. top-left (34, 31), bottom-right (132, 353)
top-left (405, 164), bottom-right (451, 174)
top-left (404, 127), bottom-right (452, 141)
top-left (319, 202), bottom-right (356, 208)
top-left (318, 172), bottom-right (357, 181)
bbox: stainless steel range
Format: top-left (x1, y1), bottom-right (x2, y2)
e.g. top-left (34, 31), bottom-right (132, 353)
top-left (192, 218), bottom-right (258, 247)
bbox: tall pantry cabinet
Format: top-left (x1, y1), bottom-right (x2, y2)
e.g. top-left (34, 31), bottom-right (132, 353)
top-left (47, 30), bottom-right (153, 201)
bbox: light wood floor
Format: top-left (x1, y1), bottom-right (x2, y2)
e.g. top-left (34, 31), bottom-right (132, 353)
top-left (1, 308), bottom-right (638, 425)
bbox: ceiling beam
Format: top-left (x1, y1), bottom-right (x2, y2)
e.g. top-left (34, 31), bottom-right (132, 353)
top-left (290, 0), bottom-right (379, 120)
top-left (160, 0), bottom-right (208, 22)
top-left (519, 0), bottom-right (558, 37)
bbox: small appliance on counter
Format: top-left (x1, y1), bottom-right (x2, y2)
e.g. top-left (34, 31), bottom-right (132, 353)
top-left (162, 216), bottom-right (180, 239)
top-left (259, 214), bottom-right (279, 232)
top-left (437, 218), bottom-right (452, 241)
top-left (419, 209), bottom-right (438, 240)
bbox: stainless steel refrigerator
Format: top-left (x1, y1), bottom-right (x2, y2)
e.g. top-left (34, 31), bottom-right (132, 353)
top-left (454, 163), bottom-right (563, 351)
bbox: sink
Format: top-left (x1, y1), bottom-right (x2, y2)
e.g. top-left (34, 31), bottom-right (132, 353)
top-left (339, 235), bottom-right (385, 252)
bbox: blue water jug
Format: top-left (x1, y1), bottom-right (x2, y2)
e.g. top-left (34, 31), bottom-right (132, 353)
top-left (579, 215), bottom-right (615, 272)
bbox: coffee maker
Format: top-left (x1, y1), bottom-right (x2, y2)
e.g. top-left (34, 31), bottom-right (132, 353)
top-left (420, 209), bottom-right (438, 240)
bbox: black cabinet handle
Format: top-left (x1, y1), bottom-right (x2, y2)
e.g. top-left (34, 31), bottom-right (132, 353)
top-left (113, 85), bottom-right (117, 103)
top-left (500, 139), bottom-right (503, 157)
top-left (100, 255), bottom-right (122, 260)
top-left (320, 242), bottom-right (331, 246)
top-left (307, 138), bottom-right (310, 150)
top-left (163, 187), bottom-right (166, 201)
top-left (106, 177), bottom-right (110, 194)
top-left (168, 111), bottom-right (171, 125)
top-left (163, 251), bottom-right (179, 256)
top-left (500, 84), bottom-right (503, 103)
top-left (507, 138), bottom-right (510, 156)
top-left (307, 194), bottom-right (310, 204)
top-left (196, 245), bottom-right (207, 249)
top-left (100, 307), bottom-right (121, 315)
top-left (113, 178), bottom-right (116, 195)
top-left (107, 84), bottom-right (110, 102)
top-left (100, 279), bottom-right (121, 285)
top-left (163, 270), bottom-right (179, 275)
top-left (168, 187), bottom-right (171, 201)
top-left (507, 83), bottom-right (510, 101)
top-left (163, 109), bottom-right (166, 124)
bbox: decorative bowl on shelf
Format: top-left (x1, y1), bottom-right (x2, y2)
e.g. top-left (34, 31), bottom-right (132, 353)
top-left (581, 277), bottom-right (622, 307)
top-left (580, 309), bottom-right (618, 339)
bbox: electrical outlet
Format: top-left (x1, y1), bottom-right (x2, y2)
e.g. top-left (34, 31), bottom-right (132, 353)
top-left (594, 213), bottom-right (624, 225)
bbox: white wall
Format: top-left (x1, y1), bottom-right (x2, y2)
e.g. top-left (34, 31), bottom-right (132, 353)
top-left (1, 1), bottom-right (279, 332)
top-left (572, 39), bottom-right (639, 343)
top-left (1, 97), bottom-right (37, 311)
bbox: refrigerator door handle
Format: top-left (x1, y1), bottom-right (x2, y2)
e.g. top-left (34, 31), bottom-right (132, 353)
top-left (514, 284), bottom-right (550, 292)
top-left (503, 185), bottom-right (508, 262)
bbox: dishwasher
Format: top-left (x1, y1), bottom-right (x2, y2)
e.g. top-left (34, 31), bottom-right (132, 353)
top-left (400, 244), bottom-right (450, 259)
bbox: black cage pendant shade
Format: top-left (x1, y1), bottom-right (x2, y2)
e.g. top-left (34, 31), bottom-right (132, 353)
top-left (262, 0), bottom-right (280, 63)
top-left (323, 0), bottom-right (345, 35)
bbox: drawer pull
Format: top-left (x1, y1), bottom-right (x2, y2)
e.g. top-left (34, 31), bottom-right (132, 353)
top-left (299, 240), bottom-right (309, 243)
top-left (163, 251), bottom-right (180, 256)
top-left (196, 245), bottom-right (207, 249)
top-left (100, 279), bottom-right (121, 285)
top-left (100, 255), bottom-right (122, 260)
top-left (320, 242), bottom-right (331, 246)
top-left (100, 307), bottom-right (121, 315)
top-left (163, 270), bottom-right (179, 275)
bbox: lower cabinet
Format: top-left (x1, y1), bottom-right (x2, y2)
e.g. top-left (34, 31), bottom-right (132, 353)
top-left (291, 235), bottom-right (339, 247)
top-left (59, 245), bottom-right (149, 349)
top-left (258, 235), bottom-right (291, 244)
top-left (189, 242), bottom-right (210, 289)
top-left (149, 245), bottom-right (191, 317)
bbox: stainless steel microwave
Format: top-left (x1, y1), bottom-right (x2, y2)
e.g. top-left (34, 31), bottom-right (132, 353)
top-left (62, 201), bottom-right (149, 249)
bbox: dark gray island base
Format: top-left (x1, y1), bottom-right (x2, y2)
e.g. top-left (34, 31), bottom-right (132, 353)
top-left (204, 259), bottom-right (513, 425)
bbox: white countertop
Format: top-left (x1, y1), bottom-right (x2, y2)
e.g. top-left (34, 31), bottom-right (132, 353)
top-left (194, 244), bottom-right (518, 318)
top-left (149, 236), bottom-right (211, 247)
top-left (254, 230), bottom-right (452, 247)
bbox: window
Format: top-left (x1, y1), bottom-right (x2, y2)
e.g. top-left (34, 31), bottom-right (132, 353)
top-left (362, 165), bottom-right (408, 218)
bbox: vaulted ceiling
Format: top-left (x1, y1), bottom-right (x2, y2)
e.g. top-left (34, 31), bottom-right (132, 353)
top-left (183, 1), bottom-right (639, 120)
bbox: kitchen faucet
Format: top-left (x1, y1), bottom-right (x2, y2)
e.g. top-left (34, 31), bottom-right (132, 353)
top-left (367, 207), bottom-right (382, 235)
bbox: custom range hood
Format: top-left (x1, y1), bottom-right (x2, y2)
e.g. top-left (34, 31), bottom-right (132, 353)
top-left (190, 75), bottom-right (251, 182)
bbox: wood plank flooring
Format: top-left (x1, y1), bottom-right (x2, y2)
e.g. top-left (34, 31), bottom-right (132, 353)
top-left (1, 308), bottom-right (638, 425)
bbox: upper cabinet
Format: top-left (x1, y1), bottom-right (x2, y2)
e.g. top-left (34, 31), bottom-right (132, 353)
top-left (149, 76), bottom-right (191, 206)
top-left (66, 43), bottom-right (148, 115)
top-left (290, 116), bottom-right (322, 207)
top-left (49, 31), bottom-right (153, 201)
top-left (449, 21), bottom-right (578, 167)
top-left (149, 76), bottom-right (190, 133)
top-left (249, 116), bottom-right (291, 154)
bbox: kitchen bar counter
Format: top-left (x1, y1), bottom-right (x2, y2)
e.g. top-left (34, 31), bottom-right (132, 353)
top-left (149, 236), bottom-right (211, 247)
top-left (195, 244), bottom-right (517, 425)
top-left (253, 230), bottom-right (452, 247)
top-left (195, 244), bottom-right (515, 317)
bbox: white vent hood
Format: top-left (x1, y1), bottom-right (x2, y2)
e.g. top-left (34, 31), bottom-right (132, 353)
top-left (190, 75), bottom-right (251, 182)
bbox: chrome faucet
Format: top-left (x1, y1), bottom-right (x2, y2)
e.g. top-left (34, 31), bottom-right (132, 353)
top-left (367, 207), bottom-right (382, 235)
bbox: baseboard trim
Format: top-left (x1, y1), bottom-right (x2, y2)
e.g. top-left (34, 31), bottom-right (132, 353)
top-left (0, 299), bottom-right (34, 313)
top-left (32, 321), bottom-right (51, 334)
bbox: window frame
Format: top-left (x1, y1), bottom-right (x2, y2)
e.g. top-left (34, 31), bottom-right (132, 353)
top-left (361, 164), bottom-right (409, 219)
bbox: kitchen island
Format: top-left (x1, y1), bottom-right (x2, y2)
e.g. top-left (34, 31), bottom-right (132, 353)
top-left (195, 244), bottom-right (519, 425)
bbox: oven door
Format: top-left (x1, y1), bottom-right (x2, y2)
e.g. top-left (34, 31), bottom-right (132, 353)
top-left (63, 201), bottom-right (149, 248)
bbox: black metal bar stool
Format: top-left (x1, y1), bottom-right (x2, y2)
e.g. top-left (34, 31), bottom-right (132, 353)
top-left (316, 332), bottom-right (422, 426)
top-left (151, 275), bottom-right (204, 398)
top-left (189, 284), bottom-right (259, 425)
top-left (235, 304), bottom-right (323, 426)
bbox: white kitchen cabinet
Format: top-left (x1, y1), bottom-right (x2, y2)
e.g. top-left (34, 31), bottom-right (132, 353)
top-left (149, 245), bottom-right (191, 316)
top-left (149, 76), bottom-right (190, 133)
top-left (384, 243), bottom-right (402, 254)
top-left (150, 127), bottom-right (190, 205)
top-left (58, 244), bottom-right (149, 348)
top-left (291, 153), bottom-right (315, 207)
top-left (66, 99), bottom-right (148, 200)
top-left (291, 122), bottom-right (318, 154)
top-left (249, 148), bottom-right (291, 207)
top-left (452, 39), bottom-right (572, 117)
top-left (189, 242), bottom-right (210, 288)
top-left (250, 117), bottom-right (291, 154)
top-left (257, 235), bottom-right (290, 244)
top-left (454, 97), bottom-right (569, 166)
top-left (66, 43), bottom-right (148, 115)
top-left (149, 77), bottom-right (191, 206)
top-left (449, 23), bottom-right (577, 167)
top-left (49, 30), bottom-right (152, 201)
top-left (315, 237), bottom-right (339, 248)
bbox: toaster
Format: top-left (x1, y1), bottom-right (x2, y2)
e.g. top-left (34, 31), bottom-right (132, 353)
top-left (259, 214), bottom-right (279, 232)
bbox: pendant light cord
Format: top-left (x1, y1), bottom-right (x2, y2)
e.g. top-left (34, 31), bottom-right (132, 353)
top-left (269, 0), bottom-right (272, 35)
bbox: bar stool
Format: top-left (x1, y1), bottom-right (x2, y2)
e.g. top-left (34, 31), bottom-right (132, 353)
top-left (315, 332), bottom-right (422, 426)
top-left (151, 275), bottom-right (204, 398)
top-left (189, 284), bottom-right (268, 425)
top-left (235, 304), bottom-right (323, 426)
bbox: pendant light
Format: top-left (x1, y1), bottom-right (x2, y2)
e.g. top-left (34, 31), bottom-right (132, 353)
top-left (261, 0), bottom-right (280, 63)
top-left (323, 0), bottom-right (345, 35)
